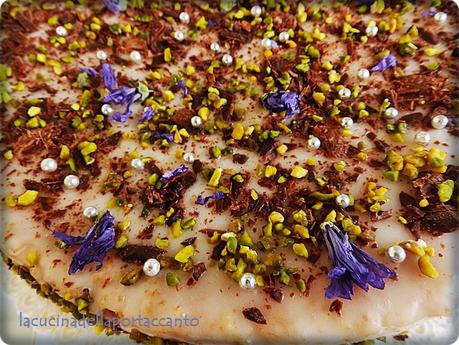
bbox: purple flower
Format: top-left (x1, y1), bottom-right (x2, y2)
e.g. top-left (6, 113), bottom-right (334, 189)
top-left (321, 222), bottom-right (396, 300)
top-left (152, 133), bottom-right (174, 142)
top-left (138, 107), bottom-right (155, 123)
top-left (197, 191), bottom-right (226, 205)
top-left (53, 211), bottom-right (115, 275)
top-left (370, 54), bottom-right (397, 72)
top-left (177, 80), bottom-right (188, 97)
top-left (422, 10), bottom-right (436, 18)
top-left (102, 0), bottom-right (121, 14)
top-left (262, 91), bottom-right (300, 118)
top-left (104, 86), bottom-right (136, 104)
top-left (108, 91), bottom-right (141, 123)
top-left (101, 63), bottom-right (118, 92)
top-left (79, 67), bottom-right (98, 77)
top-left (160, 165), bottom-right (189, 181)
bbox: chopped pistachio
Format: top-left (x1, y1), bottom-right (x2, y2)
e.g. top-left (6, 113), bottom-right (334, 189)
top-left (115, 234), bottom-right (128, 249)
top-left (175, 245), bottom-right (195, 263)
top-left (208, 168), bottom-right (223, 187)
top-left (383, 170), bottom-right (399, 182)
top-left (264, 165), bottom-right (277, 178)
top-left (231, 123), bottom-right (244, 140)
top-left (418, 255), bottom-right (439, 279)
top-left (437, 179), bottom-right (454, 203)
top-left (290, 166), bottom-right (308, 179)
top-left (17, 190), bottom-right (39, 206)
top-left (120, 267), bottom-right (143, 286)
top-left (166, 272), bottom-right (181, 286)
top-left (269, 211), bottom-right (284, 224)
top-left (26, 251), bottom-right (39, 266)
top-left (292, 243), bottom-right (308, 258)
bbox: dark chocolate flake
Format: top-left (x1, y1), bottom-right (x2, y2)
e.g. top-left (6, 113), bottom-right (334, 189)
top-left (242, 307), bottom-right (267, 325)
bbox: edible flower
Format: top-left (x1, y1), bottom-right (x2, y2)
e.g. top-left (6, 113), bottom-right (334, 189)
top-left (321, 222), bottom-right (396, 300)
top-left (138, 107), bottom-right (155, 123)
top-left (102, 0), bottom-right (121, 14)
top-left (370, 54), bottom-right (397, 72)
top-left (101, 64), bottom-right (141, 123)
top-left (262, 91), bottom-right (300, 118)
top-left (53, 211), bottom-right (115, 275)
top-left (101, 63), bottom-right (118, 91)
top-left (160, 165), bottom-right (189, 181)
top-left (152, 133), bottom-right (174, 142)
top-left (79, 67), bottom-right (98, 77)
top-left (177, 80), bottom-right (188, 97)
top-left (197, 191), bottom-right (226, 205)
top-left (422, 10), bottom-right (436, 18)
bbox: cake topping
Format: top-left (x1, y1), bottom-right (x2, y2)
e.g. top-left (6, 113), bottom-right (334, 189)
top-left (53, 211), bottom-right (115, 274)
top-left (322, 222), bottom-right (396, 300)
top-left (370, 54), bottom-right (397, 72)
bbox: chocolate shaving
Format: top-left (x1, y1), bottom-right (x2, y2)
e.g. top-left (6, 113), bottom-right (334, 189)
top-left (329, 299), bottom-right (343, 316)
top-left (264, 287), bottom-right (284, 303)
top-left (118, 245), bottom-right (165, 264)
top-left (242, 307), bottom-right (267, 325)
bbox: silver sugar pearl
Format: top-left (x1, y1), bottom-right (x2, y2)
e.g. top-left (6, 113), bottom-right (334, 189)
top-left (40, 158), bottom-right (58, 172)
top-left (414, 131), bottom-right (431, 145)
top-left (222, 54), bottom-right (233, 65)
top-left (143, 258), bottom-right (161, 277)
top-left (239, 272), bottom-right (257, 289)
top-left (130, 51), bottom-right (142, 63)
top-left (307, 136), bottom-right (321, 149)
top-left (64, 175), bottom-right (80, 189)
top-left (358, 68), bottom-right (370, 80)
top-left (384, 107), bottom-right (399, 119)
top-left (386, 245), bottom-right (406, 263)
top-left (101, 104), bottom-right (113, 115)
top-left (174, 30), bottom-right (185, 42)
top-left (183, 152), bottom-right (195, 163)
top-left (131, 158), bottom-right (145, 170)
top-left (335, 194), bottom-right (351, 208)
top-left (179, 11), bottom-right (190, 24)
top-left (366, 25), bottom-right (378, 37)
top-left (261, 38), bottom-right (273, 49)
top-left (278, 31), bottom-right (290, 42)
top-left (434, 12), bottom-right (448, 23)
top-left (83, 206), bottom-right (98, 219)
top-left (210, 42), bottom-right (221, 52)
top-left (55, 26), bottom-right (68, 36)
top-left (96, 50), bottom-right (107, 60)
top-left (251, 5), bottom-right (262, 17)
top-left (431, 115), bottom-right (448, 129)
top-left (191, 116), bottom-right (202, 127)
top-left (341, 117), bottom-right (354, 128)
top-left (338, 87), bottom-right (351, 99)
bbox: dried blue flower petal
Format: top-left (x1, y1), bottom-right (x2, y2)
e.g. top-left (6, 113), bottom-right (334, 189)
top-left (160, 165), bottom-right (189, 181)
top-left (322, 222), bottom-right (396, 300)
top-left (197, 191), bottom-right (226, 205)
top-left (101, 63), bottom-right (118, 92)
top-left (53, 211), bottom-right (115, 275)
top-left (108, 92), bottom-right (140, 123)
top-left (138, 107), bottom-right (155, 123)
top-left (102, 0), bottom-right (121, 14)
top-left (262, 91), bottom-right (300, 118)
top-left (370, 54), bottom-right (397, 72)
top-left (79, 67), bottom-right (98, 77)
top-left (152, 133), bottom-right (174, 142)
top-left (177, 80), bottom-right (188, 97)
top-left (104, 86), bottom-right (136, 105)
top-left (53, 232), bottom-right (85, 246)
top-left (422, 10), bottom-right (436, 18)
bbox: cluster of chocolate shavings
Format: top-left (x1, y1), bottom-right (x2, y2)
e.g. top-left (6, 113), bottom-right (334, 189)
top-left (0, 0), bottom-right (458, 330)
